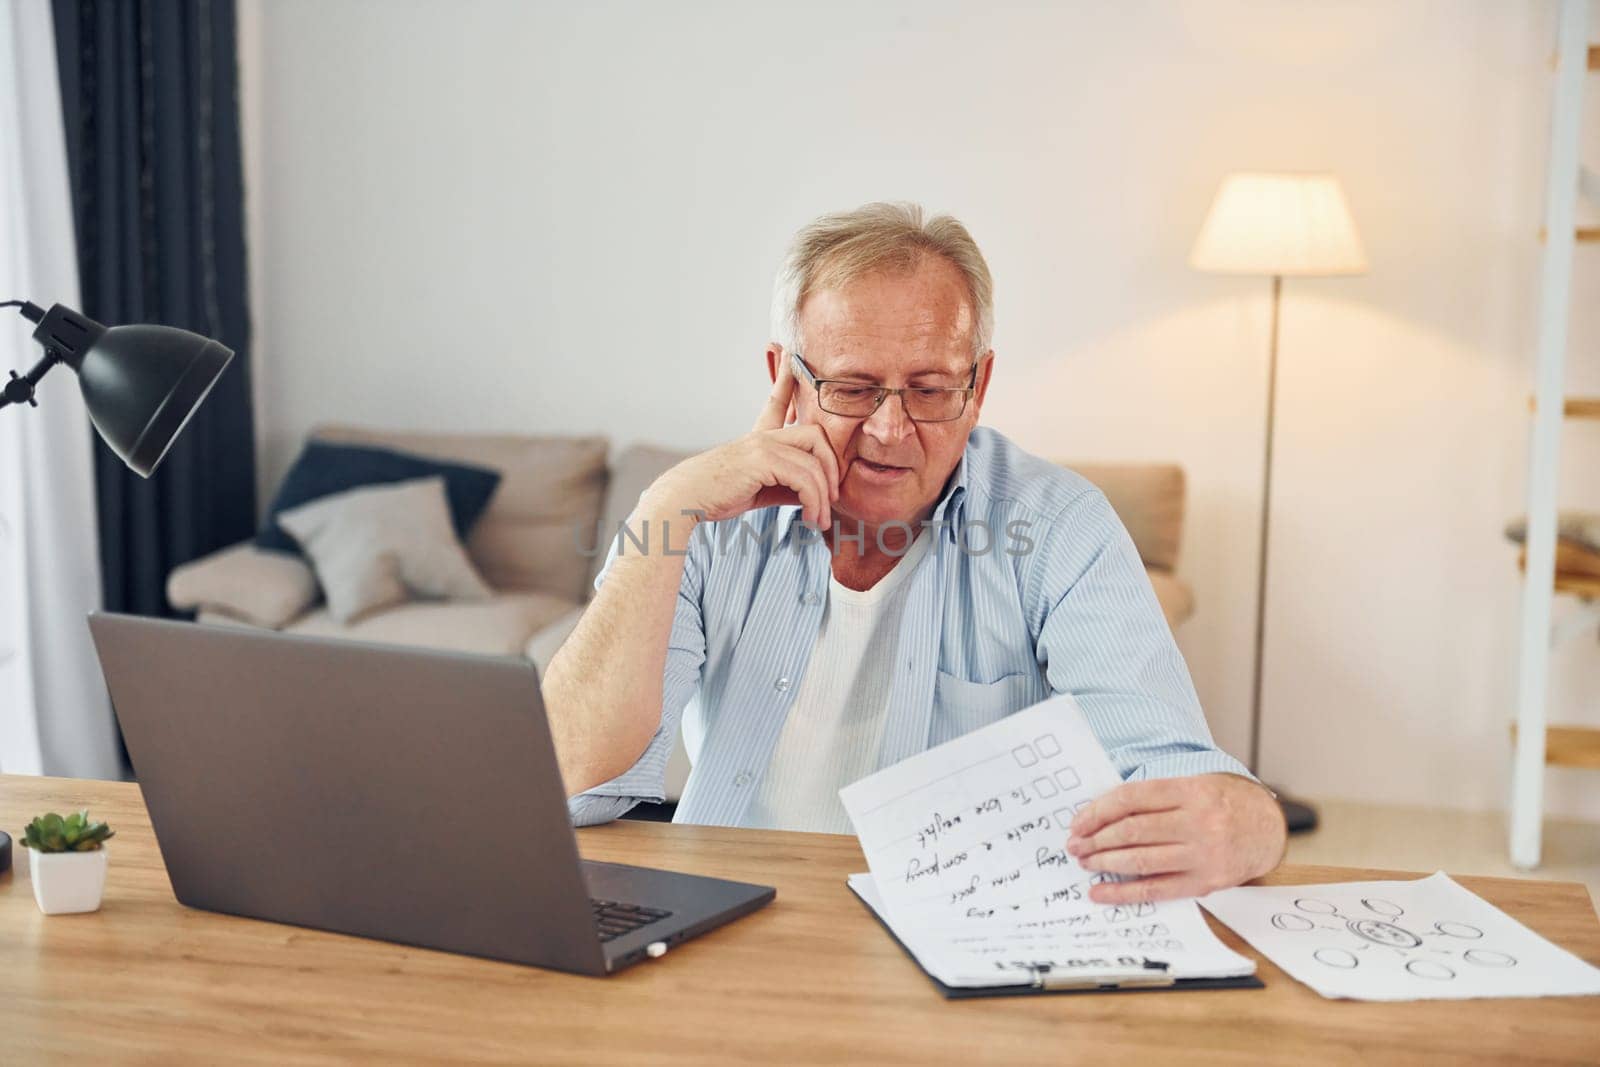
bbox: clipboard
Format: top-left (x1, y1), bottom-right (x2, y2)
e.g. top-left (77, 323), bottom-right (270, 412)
top-left (848, 880), bottom-right (1265, 999)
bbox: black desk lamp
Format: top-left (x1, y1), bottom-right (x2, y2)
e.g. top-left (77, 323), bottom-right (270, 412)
top-left (0, 298), bottom-right (234, 874)
top-left (1, 300), bottom-right (232, 475)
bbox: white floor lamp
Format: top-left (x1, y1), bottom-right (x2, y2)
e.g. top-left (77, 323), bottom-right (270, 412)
top-left (1190, 172), bottom-right (1368, 833)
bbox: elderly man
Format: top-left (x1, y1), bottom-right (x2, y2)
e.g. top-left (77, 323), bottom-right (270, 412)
top-left (544, 203), bottom-right (1286, 905)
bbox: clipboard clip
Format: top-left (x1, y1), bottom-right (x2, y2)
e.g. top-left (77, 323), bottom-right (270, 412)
top-left (1028, 958), bottom-right (1176, 991)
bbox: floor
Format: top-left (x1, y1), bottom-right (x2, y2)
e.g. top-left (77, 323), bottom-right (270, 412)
top-left (1285, 798), bottom-right (1600, 912)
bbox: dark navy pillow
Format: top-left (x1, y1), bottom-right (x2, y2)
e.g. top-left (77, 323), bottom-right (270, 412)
top-left (256, 441), bottom-right (503, 555)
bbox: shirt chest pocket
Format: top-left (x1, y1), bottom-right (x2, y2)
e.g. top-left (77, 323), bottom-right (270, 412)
top-left (930, 670), bottom-right (1043, 746)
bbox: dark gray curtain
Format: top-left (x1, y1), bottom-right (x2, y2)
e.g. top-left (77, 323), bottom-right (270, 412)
top-left (51, 0), bottom-right (257, 617)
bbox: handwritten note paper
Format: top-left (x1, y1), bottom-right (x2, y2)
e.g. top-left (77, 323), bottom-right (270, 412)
top-left (1201, 872), bottom-right (1600, 1001)
top-left (840, 696), bottom-right (1254, 988)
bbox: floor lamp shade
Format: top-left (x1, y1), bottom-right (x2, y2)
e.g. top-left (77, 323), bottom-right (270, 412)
top-left (1190, 172), bottom-right (1367, 277)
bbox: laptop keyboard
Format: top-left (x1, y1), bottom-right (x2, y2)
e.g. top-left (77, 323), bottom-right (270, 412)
top-left (591, 898), bottom-right (674, 942)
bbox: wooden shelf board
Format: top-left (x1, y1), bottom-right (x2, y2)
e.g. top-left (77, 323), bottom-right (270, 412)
top-left (1538, 227), bottom-right (1600, 242)
top-left (1516, 551), bottom-right (1600, 596)
top-left (1554, 572), bottom-right (1600, 597)
top-left (1509, 724), bottom-right (1600, 769)
top-left (1591, 44), bottom-right (1599, 71)
top-left (1518, 544), bottom-right (1600, 581)
top-left (1526, 395), bottom-right (1600, 418)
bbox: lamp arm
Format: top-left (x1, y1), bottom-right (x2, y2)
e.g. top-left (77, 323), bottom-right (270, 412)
top-left (0, 299), bottom-right (53, 412)
top-left (1, 348), bottom-right (66, 411)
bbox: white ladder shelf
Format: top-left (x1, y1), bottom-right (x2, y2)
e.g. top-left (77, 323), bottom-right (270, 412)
top-left (1510, 0), bottom-right (1597, 869)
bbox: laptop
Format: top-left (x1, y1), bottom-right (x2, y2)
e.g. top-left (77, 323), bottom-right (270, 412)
top-left (86, 612), bottom-right (775, 976)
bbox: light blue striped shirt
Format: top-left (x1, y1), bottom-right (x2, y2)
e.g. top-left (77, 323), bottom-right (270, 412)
top-left (568, 427), bottom-right (1250, 828)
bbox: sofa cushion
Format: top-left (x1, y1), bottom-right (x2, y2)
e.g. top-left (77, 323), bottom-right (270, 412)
top-left (168, 541), bottom-right (320, 629)
top-left (257, 440), bottom-right (501, 555)
top-left (1063, 462), bottom-right (1185, 572)
top-left (286, 590), bottom-right (580, 658)
top-left (312, 426), bottom-right (609, 604)
top-left (1146, 568), bottom-right (1195, 630)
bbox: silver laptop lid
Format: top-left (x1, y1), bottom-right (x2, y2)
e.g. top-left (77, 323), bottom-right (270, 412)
top-left (87, 612), bottom-right (608, 975)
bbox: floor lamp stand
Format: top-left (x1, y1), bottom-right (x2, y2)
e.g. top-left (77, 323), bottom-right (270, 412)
top-left (1251, 274), bottom-right (1319, 835)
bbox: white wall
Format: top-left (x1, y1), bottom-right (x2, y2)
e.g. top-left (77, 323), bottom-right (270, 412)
top-left (238, 0), bottom-right (1600, 820)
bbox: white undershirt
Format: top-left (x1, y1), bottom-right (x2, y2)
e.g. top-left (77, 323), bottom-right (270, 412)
top-left (746, 531), bottom-right (932, 834)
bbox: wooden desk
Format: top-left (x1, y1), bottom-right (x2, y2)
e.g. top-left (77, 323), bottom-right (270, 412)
top-left (3, 775), bottom-right (1597, 1064)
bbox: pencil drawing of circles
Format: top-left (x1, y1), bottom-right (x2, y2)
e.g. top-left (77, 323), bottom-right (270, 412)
top-left (1313, 948), bottom-right (1359, 969)
top-left (1433, 921), bottom-right (1483, 939)
top-left (1272, 913), bottom-right (1315, 932)
top-left (1463, 949), bottom-right (1517, 968)
top-left (1295, 898), bottom-right (1339, 915)
top-left (1360, 897), bottom-right (1404, 919)
top-left (1347, 919), bottom-right (1423, 949)
top-left (1405, 959), bottom-right (1455, 980)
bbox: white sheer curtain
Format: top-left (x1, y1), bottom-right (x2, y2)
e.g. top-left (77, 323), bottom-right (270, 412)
top-left (0, 0), bottom-right (121, 779)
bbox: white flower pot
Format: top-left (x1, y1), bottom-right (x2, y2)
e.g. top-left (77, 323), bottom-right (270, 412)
top-left (30, 847), bottom-right (109, 915)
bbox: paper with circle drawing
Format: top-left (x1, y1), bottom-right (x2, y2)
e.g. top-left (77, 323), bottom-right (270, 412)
top-left (839, 696), bottom-right (1254, 988)
top-left (1200, 872), bottom-right (1600, 1000)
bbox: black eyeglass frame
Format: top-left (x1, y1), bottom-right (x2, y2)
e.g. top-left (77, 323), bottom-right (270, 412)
top-left (788, 351), bottom-right (978, 423)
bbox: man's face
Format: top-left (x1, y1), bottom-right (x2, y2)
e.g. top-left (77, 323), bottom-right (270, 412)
top-left (775, 255), bottom-right (994, 532)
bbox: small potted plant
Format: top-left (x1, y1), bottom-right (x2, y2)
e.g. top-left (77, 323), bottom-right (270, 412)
top-left (21, 810), bottom-right (114, 915)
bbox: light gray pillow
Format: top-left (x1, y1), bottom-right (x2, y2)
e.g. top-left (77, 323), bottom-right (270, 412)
top-left (277, 476), bottom-right (492, 624)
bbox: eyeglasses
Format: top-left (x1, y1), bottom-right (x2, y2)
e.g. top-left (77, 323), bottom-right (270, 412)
top-left (790, 353), bottom-right (976, 423)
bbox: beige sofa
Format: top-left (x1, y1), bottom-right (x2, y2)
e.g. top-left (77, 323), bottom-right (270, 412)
top-left (168, 425), bottom-right (1194, 799)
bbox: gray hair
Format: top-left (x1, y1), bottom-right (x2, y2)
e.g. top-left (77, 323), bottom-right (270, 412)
top-left (769, 202), bottom-right (994, 360)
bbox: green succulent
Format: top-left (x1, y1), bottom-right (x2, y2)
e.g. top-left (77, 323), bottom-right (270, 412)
top-left (21, 810), bottom-right (115, 853)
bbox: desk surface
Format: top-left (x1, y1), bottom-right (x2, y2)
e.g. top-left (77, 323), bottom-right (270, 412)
top-left (3, 774), bottom-right (1597, 1065)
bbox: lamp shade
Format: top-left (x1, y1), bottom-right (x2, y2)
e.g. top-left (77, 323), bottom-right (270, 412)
top-left (30, 304), bottom-right (232, 477)
top-left (1190, 172), bottom-right (1367, 276)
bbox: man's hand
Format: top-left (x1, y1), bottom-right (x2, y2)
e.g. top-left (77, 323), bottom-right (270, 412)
top-left (1065, 773), bottom-right (1287, 904)
top-left (639, 351), bottom-right (841, 530)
